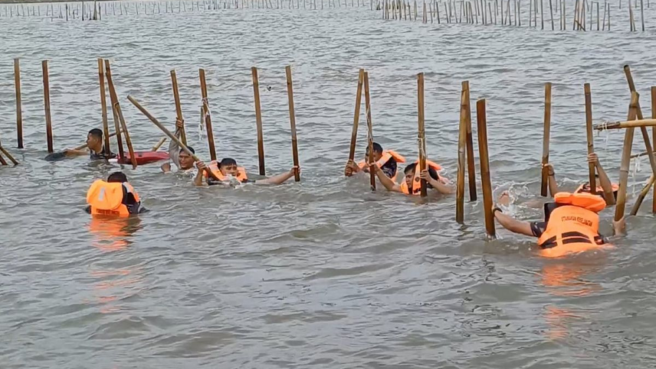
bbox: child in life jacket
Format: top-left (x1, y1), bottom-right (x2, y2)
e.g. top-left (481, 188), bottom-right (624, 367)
top-left (85, 172), bottom-right (146, 216)
top-left (373, 161), bottom-right (454, 195)
top-left (492, 191), bottom-right (626, 258)
top-left (193, 158), bottom-right (299, 186)
top-left (544, 153), bottom-right (618, 205)
top-left (345, 142), bottom-right (406, 181)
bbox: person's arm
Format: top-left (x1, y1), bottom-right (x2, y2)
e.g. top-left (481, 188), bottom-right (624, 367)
top-left (255, 167), bottom-right (298, 185)
top-left (591, 153), bottom-right (616, 205)
top-left (161, 162), bottom-right (172, 173)
top-left (420, 170), bottom-right (455, 194)
top-left (373, 164), bottom-right (402, 192)
top-left (64, 149), bottom-right (89, 157)
top-left (544, 163), bottom-right (558, 197)
top-left (193, 161), bottom-right (207, 187)
top-left (493, 206), bottom-right (535, 237)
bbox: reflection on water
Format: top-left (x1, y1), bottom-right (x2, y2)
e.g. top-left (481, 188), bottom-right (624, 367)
top-left (88, 217), bottom-right (144, 314)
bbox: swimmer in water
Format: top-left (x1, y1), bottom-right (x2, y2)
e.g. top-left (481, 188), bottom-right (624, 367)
top-left (345, 142), bottom-right (406, 181)
top-left (194, 158), bottom-right (299, 186)
top-left (64, 128), bottom-right (116, 160)
top-left (373, 161), bottom-right (455, 195)
top-left (161, 118), bottom-right (196, 175)
top-left (492, 191), bottom-right (625, 258)
top-left (85, 171), bottom-right (147, 216)
top-left (544, 153), bottom-right (618, 205)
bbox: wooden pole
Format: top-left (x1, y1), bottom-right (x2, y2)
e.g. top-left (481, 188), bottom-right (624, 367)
top-left (457, 83), bottom-right (467, 223)
top-left (14, 59), bottom-right (23, 149)
top-left (42, 60), bottom-right (54, 154)
top-left (285, 66), bottom-right (301, 182)
top-left (170, 70), bottom-right (187, 146)
top-left (251, 67), bottom-right (266, 175)
top-left (0, 142), bottom-right (19, 165)
top-left (652, 86), bottom-right (656, 213)
top-left (615, 92), bottom-right (639, 221)
top-left (477, 99), bottom-right (495, 237)
top-left (463, 81), bottom-right (477, 201)
top-left (127, 95), bottom-right (221, 181)
top-left (98, 58), bottom-right (111, 156)
top-left (104, 65), bottom-right (124, 160)
top-left (151, 137), bottom-right (167, 151)
top-left (549, 0), bottom-right (554, 29)
top-left (417, 73), bottom-right (427, 197)
top-left (348, 69), bottom-right (365, 164)
top-left (199, 69), bottom-right (217, 161)
top-left (630, 174), bottom-right (656, 215)
top-left (584, 83), bottom-right (597, 195)
top-left (363, 71), bottom-right (376, 190)
top-left (541, 82), bottom-right (552, 197)
top-left (105, 60), bottom-right (137, 169)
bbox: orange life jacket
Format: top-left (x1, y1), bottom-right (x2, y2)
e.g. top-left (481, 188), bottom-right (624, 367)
top-left (204, 161), bottom-right (248, 182)
top-left (86, 180), bottom-right (141, 217)
top-left (358, 150), bottom-right (406, 180)
top-left (399, 160), bottom-right (444, 195)
top-left (537, 192), bottom-right (608, 258)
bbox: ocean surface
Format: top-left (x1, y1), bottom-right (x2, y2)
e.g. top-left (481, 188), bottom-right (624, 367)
top-left (1, 1), bottom-right (656, 368)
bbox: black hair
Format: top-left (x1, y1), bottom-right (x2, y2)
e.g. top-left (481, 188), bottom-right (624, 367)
top-left (180, 146), bottom-right (195, 154)
top-left (88, 128), bottom-right (103, 140)
top-left (403, 163), bottom-right (439, 180)
top-left (107, 171), bottom-right (128, 183)
top-left (365, 142), bottom-right (384, 154)
top-left (219, 158), bottom-right (238, 167)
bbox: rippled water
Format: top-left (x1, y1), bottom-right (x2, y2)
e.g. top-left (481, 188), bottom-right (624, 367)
top-left (2, 3), bottom-right (656, 368)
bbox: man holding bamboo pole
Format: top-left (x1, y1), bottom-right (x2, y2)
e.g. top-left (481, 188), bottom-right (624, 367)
top-left (193, 157), bottom-right (299, 187)
top-left (372, 160), bottom-right (454, 196)
top-left (63, 128), bottom-right (117, 160)
top-left (491, 191), bottom-right (625, 258)
top-left (161, 118), bottom-right (197, 175)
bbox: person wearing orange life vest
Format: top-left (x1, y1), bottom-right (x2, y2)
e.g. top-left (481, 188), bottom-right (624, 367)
top-left (193, 158), bottom-right (299, 187)
top-left (372, 161), bottom-right (454, 195)
top-left (544, 153), bottom-right (618, 205)
top-left (85, 172), bottom-right (147, 216)
top-left (345, 142), bottom-right (406, 181)
top-left (492, 191), bottom-right (626, 258)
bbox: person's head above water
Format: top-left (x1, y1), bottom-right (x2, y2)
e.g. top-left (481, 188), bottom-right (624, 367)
top-left (87, 129), bottom-right (104, 152)
top-left (365, 142), bottom-right (384, 162)
top-left (403, 163), bottom-right (438, 189)
top-left (218, 158), bottom-right (239, 176)
top-left (107, 171), bottom-right (128, 183)
top-left (178, 146), bottom-right (195, 170)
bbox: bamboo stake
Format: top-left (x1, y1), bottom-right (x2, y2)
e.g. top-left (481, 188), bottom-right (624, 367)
top-left (457, 83), bottom-right (467, 223)
top-left (417, 73), bottom-right (427, 197)
top-left (477, 99), bottom-right (495, 237)
top-left (363, 71), bottom-right (375, 190)
top-left (151, 137), bottom-right (167, 151)
top-left (640, 0), bottom-right (644, 31)
top-left (348, 69), bottom-right (365, 165)
top-left (0, 141), bottom-right (18, 165)
top-left (199, 69), bottom-right (217, 161)
top-left (615, 92), bottom-right (639, 221)
top-left (251, 67), bottom-right (266, 175)
top-left (106, 63), bottom-right (124, 161)
top-left (630, 174), bottom-right (656, 215)
top-left (594, 118), bottom-right (656, 130)
top-left (541, 82), bottom-right (552, 197)
top-left (584, 83), bottom-right (597, 195)
top-left (127, 95), bottom-right (221, 181)
top-left (105, 60), bottom-right (137, 169)
top-left (14, 59), bottom-right (23, 149)
top-left (463, 82), bottom-right (476, 201)
top-left (42, 60), bottom-right (54, 154)
top-left (285, 66), bottom-right (301, 182)
top-left (624, 66), bottom-right (656, 213)
top-left (170, 70), bottom-right (187, 146)
top-left (652, 86), bottom-right (656, 213)
top-left (0, 151), bottom-right (7, 166)
top-left (98, 58), bottom-right (111, 156)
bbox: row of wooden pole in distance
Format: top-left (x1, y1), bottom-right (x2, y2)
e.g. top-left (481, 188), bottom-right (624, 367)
top-left (380, 0), bottom-right (653, 31)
